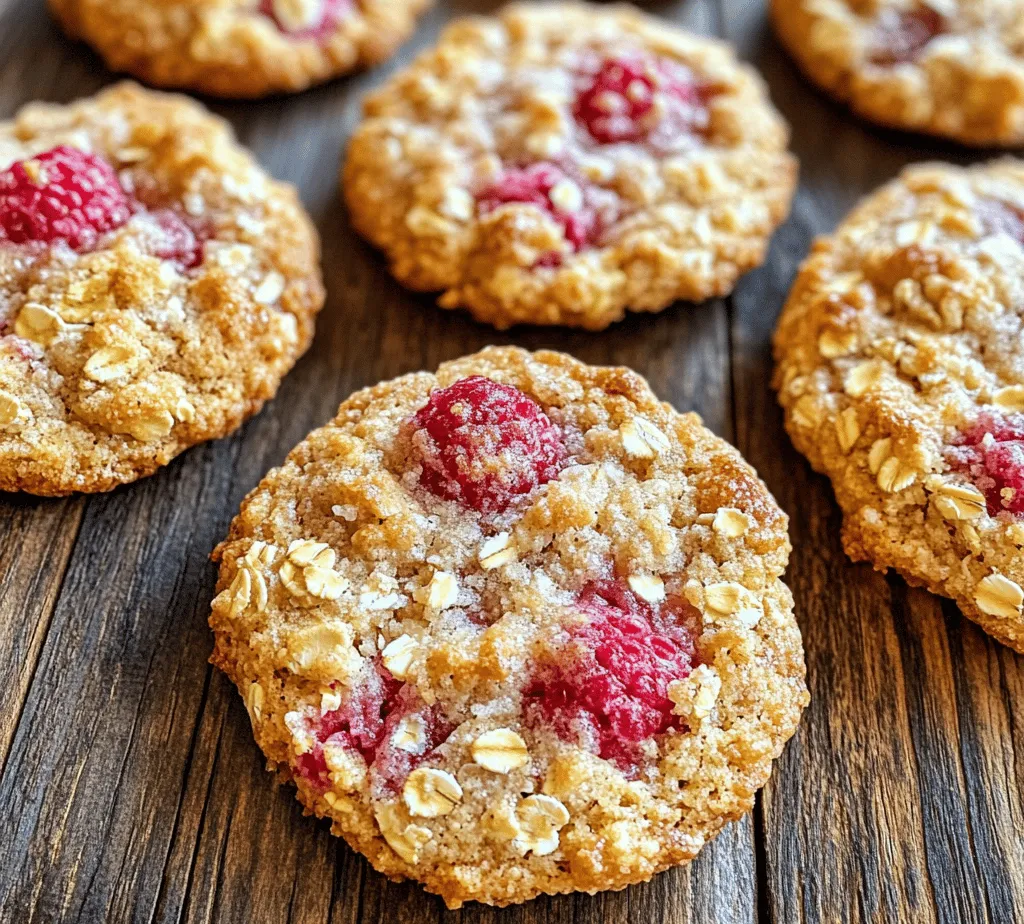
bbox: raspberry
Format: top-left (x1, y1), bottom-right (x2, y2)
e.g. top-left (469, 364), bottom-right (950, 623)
top-left (869, 6), bottom-right (944, 67)
top-left (149, 209), bottom-right (206, 269)
top-left (293, 664), bottom-right (455, 796)
top-left (573, 56), bottom-right (712, 145)
top-left (410, 376), bottom-right (567, 514)
top-left (369, 694), bottom-right (456, 796)
top-left (947, 412), bottom-right (1024, 517)
top-left (293, 658), bottom-right (403, 789)
top-left (977, 198), bottom-right (1024, 242)
top-left (477, 162), bottom-right (599, 260)
top-left (260, 0), bottom-right (350, 39)
top-left (525, 581), bottom-right (698, 775)
top-left (0, 145), bottom-right (132, 250)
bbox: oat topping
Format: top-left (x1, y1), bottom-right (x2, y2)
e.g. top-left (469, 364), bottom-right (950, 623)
top-left (49, 0), bottom-right (431, 98)
top-left (343, 2), bottom-right (797, 330)
top-left (774, 159), bottom-right (1024, 652)
top-left (772, 0), bottom-right (1024, 146)
top-left (0, 83), bottom-right (323, 495)
top-left (211, 346), bottom-right (807, 908)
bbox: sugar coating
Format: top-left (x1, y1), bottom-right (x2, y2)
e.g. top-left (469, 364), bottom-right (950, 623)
top-left (0, 83), bottom-right (324, 495)
top-left (772, 0), bottom-right (1024, 146)
top-left (343, 3), bottom-right (797, 330)
top-left (774, 159), bottom-right (1024, 652)
top-left (210, 346), bottom-right (808, 908)
top-left (48, 0), bottom-right (431, 99)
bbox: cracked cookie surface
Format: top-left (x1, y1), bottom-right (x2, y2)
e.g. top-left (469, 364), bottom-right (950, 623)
top-left (0, 83), bottom-right (324, 495)
top-left (343, 2), bottom-right (797, 330)
top-left (774, 159), bottom-right (1024, 652)
top-left (772, 0), bottom-right (1024, 146)
top-left (210, 345), bottom-right (807, 908)
top-left (49, 0), bottom-right (431, 98)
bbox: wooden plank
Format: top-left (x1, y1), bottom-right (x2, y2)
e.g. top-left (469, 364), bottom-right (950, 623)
top-left (0, 499), bottom-right (84, 768)
top-left (721, 3), bottom-right (1024, 924)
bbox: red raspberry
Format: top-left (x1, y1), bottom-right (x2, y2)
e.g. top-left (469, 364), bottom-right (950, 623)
top-left (477, 162), bottom-right (599, 260)
top-left (410, 376), bottom-right (567, 514)
top-left (525, 581), bottom-right (698, 775)
top-left (869, 6), bottom-right (944, 67)
top-left (293, 663), bottom-right (455, 796)
top-left (369, 694), bottom-right (456, 797)
top-left (0, 145), bottom-right (132, 250)
top-left (977, 198), bottom-right (1024, 242)
top-left (293, 658), bottom-right (403, 789)
top-left (574, 56), bottom-right (712, 145)
top-left (260, 0), bottom-right (351, 39)
top-left (947, 412), bottom-right (1024, 517)
top-left (149, 209), bottom-right (206, 269)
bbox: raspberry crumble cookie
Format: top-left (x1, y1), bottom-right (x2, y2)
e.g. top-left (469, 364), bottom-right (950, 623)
top-left (49, 0), bottom-right (430, 99)
top-left (343, 3), bottom-right (797, 330)
top-left (0, 83), bottom-right (323, 495)
top-left (775, 160), bottom-right (1024, 652)
top-left (210, 346), bottom-right (808, 907)
top-left (771, 0), bottom-right (1024, 146)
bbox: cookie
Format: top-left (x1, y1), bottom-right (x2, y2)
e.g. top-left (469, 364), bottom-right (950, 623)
top-left (771, 0), bottom-right (1024, 146)
top-left (49, 0), bottom-right (430, 98)
top-left (343, 3), bottom-right (797, 331)
top-left (774, 159), bottom-right (1024, 652)
top-left (210, 345), bottom-right (808, 908)
top-left (0, 83), bottom-right (324, 495)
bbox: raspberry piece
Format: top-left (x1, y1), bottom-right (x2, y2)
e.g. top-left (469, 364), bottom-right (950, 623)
top-left (370, 694), bottom-right (456, 796)
top-left (0, 145), bottom-right (131, 250)
top-left (478, 162), bottom-right (599, 259)
top-left (947, 412), bottom-right (1024, 517)
top-left (525, 581), bottom-right (698, 775)
top-left (574, 56), bottom-right (712, 145)
top-left (410, 376), bottom-right (567, 514)
top-left (869, 6), bottom-right (944, 67)
top-left (977, 198), bottom-right (1024, 242)
top-left (149, 209), bottom-right (206, 269)
top-left (293, 658), bottom-right (403, 789)
top-left (260, 0), bottom-right (350, 39)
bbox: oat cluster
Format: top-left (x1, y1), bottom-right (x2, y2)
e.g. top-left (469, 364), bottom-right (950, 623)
top-left (210, 346), bottom-right (808, 908)
top-left (48, 0), bottom-right (431, 98)
top-left (343, 3), bottom-right (797, 330)
top-left (0, 83), bottom-right (324, 495)
top-left (774, 159), bottom-right (1024, 652)
top-left (772, 0), bottom-right (1024, 146)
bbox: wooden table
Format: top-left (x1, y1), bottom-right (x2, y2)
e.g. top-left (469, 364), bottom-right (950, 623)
top-left (1, 0), bottom-right (1022, 921)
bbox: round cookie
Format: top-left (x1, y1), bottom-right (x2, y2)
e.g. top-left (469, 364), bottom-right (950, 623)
top-left (49, 0), bottom-right (431, 98)
top-left (0, 83), bottom-right (324, 495)
top-left (210, 346), bottom-right (808, 908)
top-left (774, 159), bottom-right (1024, 652)
top-left (343, 3), bottom-right (797, 330)
top-left (771, 0), bottom-right (1024, 146)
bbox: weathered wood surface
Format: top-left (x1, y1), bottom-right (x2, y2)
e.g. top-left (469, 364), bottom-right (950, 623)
top-left (0, 0), bottom-right (1021, 921)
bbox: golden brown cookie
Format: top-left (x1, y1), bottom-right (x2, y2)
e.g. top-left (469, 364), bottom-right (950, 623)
top-left (210, 345), bottom-right (808, 908)
top-left (0, 83), bottom-right (324, 495)
top-left (772, 0), bottom-right (1024, 146)
top-left (343, 3), bottom-right (797, 330)
top-left (774, 159), bottom-right (1024, 652)
top-left (49, 0), bottom-right (431, 98)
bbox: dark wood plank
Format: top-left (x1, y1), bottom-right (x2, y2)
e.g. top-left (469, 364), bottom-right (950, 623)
top-left (0, 498), bottom-right (83, 768)
top-left (721, 3), bottom-right (1024, 923)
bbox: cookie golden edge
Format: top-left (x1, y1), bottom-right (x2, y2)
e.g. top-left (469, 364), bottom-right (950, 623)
top-left (0, 83), bottom-right (325, 496)
top-left (209, 345), bottom-right (809, 908)
top-left (772, 162), bottom-right (1024, 652)
top-left (342, 2), bottom-right (798, 331)
top-left (47, 0), bottom-right (433, 99)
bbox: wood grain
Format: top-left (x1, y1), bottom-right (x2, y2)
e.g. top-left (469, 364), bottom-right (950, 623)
top-left (1, 0), bottom-right (1023, 921)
